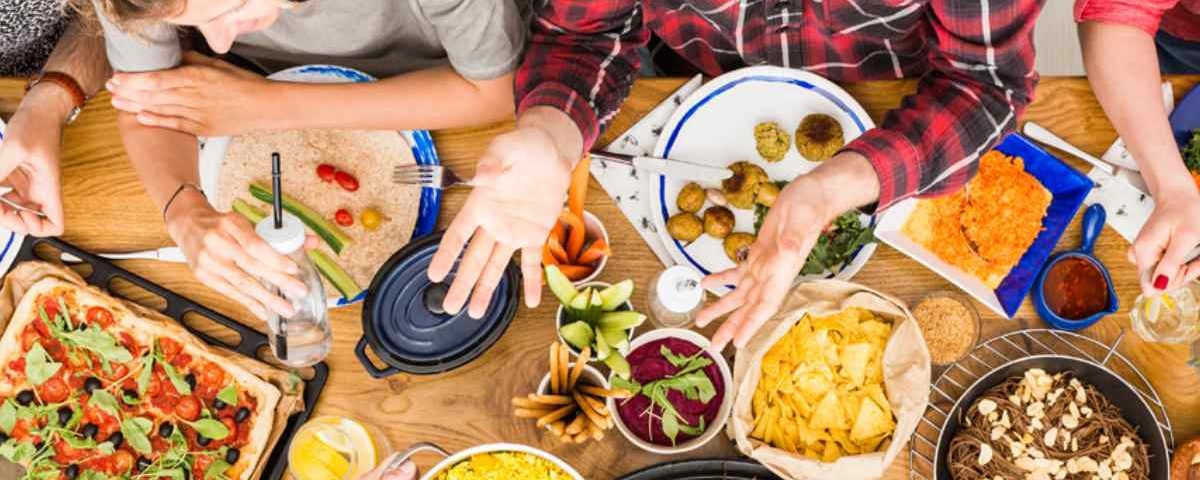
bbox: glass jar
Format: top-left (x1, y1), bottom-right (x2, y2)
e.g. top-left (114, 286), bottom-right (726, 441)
top-left (646, 265), bottom-right (705, 328)
top-left (1130, 280), bottom-right (1200, 344)
top-left (257, 214), bottom-right (331, 368)
top-left (288, 415), bottom-right (392, 480)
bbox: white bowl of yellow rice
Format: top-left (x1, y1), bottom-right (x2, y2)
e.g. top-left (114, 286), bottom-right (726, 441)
top-left (412, 442), bottom-right (583, 480)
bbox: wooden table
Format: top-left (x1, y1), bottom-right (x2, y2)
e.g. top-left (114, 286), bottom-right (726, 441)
top-left (2, 75), bottom-right (1198, 479)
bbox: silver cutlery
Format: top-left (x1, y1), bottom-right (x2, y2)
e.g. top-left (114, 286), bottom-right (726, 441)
top-left (60, 247), bottom-right (187, 264)
top-left (589, 151), bottom-right (733, 185)
top-left (392, 164), bottom-right (470, 189)
top-left (0, 186), bottom-right (45, 218)
top-left (1023, 122), bottom-right (1150, 194)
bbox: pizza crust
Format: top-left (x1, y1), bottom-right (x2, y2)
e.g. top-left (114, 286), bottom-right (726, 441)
top-left (0, 278), bottom-right (281, 480)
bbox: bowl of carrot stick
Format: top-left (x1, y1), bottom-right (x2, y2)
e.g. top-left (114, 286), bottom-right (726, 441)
top-left (542, 156), bottom-right (612, 284)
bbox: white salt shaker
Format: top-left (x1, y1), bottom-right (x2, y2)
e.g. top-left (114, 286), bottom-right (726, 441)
top-left (647, 265), bottom-right (705, 328)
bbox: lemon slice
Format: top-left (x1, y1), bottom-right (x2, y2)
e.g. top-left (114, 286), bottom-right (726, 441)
top-left (313, 418), bottom-right (379, 477)
top-left (290, 431), bottom-right (351, 480)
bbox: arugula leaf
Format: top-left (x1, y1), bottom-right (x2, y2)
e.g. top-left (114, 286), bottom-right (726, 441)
top-left (96, 441), bottom-right (115, 455)
top-left (0, 400), bottom-right (14, 433)
top-left (0, 439), bottom-right (35, 463)
top-left (611, 376), bottom-right (642, 395)
top-left (800, 212), bottom-right (874, 276)
top-left (660, 345), bottom-right (691, 367)
top-left (160, 361), bottom-right (192, 396)
top-left (189, 418), bottom-right (230, 440)
top-left (216, 384), bottom-right (238, 406)
top-left (58, 325), bottom-right (132, 364)
top-left (158, 469), bottom-right (186, 480)
top-left (24, 342), bottom-right (61, 386)
top-left (122, 417), bottom-right (153, 456)
top-left (137, 356), bottom-right (155, 394)
top-left (1184, 130), bottom-right (1200, 173)
top-left (89, 390), bottom-right (121, 418)
top-left (205, 460), bottom-right (232, 480)
top-left (678, 416), bottom-right (706, 436)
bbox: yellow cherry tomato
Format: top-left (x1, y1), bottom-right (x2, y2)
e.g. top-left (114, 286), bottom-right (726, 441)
top-left (361, 208), bottom-right (385, 231)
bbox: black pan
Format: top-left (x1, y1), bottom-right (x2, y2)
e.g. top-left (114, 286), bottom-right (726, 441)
top-left (933, 355), bottom-right (1170, 479)
top-left (616, 458), bottom-right (781, 480)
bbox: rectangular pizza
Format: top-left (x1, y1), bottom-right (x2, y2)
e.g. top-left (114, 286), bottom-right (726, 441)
top-left (0, 278), bottom-right (282, 480)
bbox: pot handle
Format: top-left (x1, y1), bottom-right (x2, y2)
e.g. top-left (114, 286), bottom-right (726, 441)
top-left (355, 337), bottom-right (400, 378)
top-left (1079, 204), bottom-right (1106, 254)
top-left (381, 442), bottom-right (450, 471)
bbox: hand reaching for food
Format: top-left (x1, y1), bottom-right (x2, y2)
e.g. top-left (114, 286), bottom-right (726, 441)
top-left (360, 454), bottom-right (417, 480)
top-left (695, 152), bottom-right (880, 350)
top-left (107, 52), bottom-right (270, 137)
top-left (0, 89), bottom-right (68, 237)
top-left (1129, 191), bottom-right (1200, 294)
top-left (164, 189), bottom-right (309, 319)
top-left (429, 107), bottom-right (583, 318)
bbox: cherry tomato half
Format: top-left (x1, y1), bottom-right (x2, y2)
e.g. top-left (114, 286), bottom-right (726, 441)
top-left (334, 209), bottom-right (353, 227)
top-left (87, 307), bottom-right (114, 327)
top-left (176, 396), bottom-right (201, 421)
top-left (39, 377), bottom-right (69, 403)
top-left (316, 163), bottom-right (337, 183)
top-left (334, 171), bottom-right (359, 192)
top-left (159, 338), bottom-right (182, 359)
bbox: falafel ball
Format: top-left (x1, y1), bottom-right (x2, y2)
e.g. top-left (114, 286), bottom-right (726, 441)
top-left (667, 212), bottom-right (704, 243)
top-left (703, 206), bottom-right (736, 239)
top-left (755, 181), bottom-right (781, 208)
top-left (676, 182), bottom-right (706, 213)
top-left (754, 122), bottom-right (791, 163)
top-left (795, 113), bottom-right (845, 162)
top-left (723, 232), bottom-right (756, 262)
top-left (722, 161), bottom-right (769, 209)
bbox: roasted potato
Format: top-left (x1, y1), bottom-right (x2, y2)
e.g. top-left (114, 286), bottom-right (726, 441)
top-left (722, 161), bottom-right (768, 209)
top-left (676, 182), bottom-right (706, 213)
top-left (795, 113), bottom-right (845, 162)
top-left (667, 213), bottom-right (704, 243)
top-left (703, 206), bottom-right (735, 239)
top-left (755, 181), bottom-right (781, 208)
top-left (724, 232), bottom-right (756, 262)
top-left (754, 122), bottom-right (791, 163)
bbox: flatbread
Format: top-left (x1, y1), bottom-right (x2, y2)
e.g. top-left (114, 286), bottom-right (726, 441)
top-left (0, 262), bottom-right (304, 480)
top-left (215, 129), bottom-right (422, 292)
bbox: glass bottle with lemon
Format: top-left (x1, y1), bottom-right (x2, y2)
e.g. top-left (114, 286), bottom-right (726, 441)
top-left (1130, 280), bottom-right (1200, 344)
top-left (289, 416), bottom-right (390, 480)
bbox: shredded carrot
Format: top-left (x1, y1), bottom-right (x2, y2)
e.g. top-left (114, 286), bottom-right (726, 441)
top-left (567, 155), bottom-right (590, 219)
top-left (559, 211), bottom-right (587, 262)
top-left (556, 264), bottom-right (594, 281)
top-left (576, 238), bottom-right (610, 265)
top-left (547, 236), bottom-right (570, 264)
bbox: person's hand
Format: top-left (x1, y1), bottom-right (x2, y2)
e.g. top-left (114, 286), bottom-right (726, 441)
top-left (164, 189), bottom-right (308, 319)
top-left (1130, 187), bottom-right (1200, 294)
top-left (106, 51), bottom-right (271, 136)
top-left (0, 86), bottom-right (72, 236)
top-left (360, 454), bottom-right (417, 480)
top-left (428, 107), bottom-right (583, 318)
top-left (695, 152), bottom-right (879, 351)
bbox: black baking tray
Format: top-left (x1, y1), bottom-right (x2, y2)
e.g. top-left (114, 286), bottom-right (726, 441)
top-left (7, 236), bottom-right (327, 480)
top-left (617, 458), bottom-right (781, 480)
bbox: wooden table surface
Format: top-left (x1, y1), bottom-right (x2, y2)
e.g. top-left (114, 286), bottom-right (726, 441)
top-left (2, 75), bottom-right (1199, 479)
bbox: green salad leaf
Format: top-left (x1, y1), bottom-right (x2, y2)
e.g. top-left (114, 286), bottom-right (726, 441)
top-left (217, 384), bottom-right (238, 406)
top-left (1183, 129), bottom-right (1200, 173)
top-left (24, 342), bottom-right (61, 386)
top-left (189, 418), bottom-right (230, 440)
top-left (753, 184), bottom-right (874, 276)
top-left (0, 400), bottom-right (15, 433)
top-left (58, 325), bottom-right (133, 364)
top-left (620, 345), bottom-right (719, 445)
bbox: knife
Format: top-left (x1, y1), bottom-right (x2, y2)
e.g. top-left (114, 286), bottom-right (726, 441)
top-left (1023, 122), bottom-right (1151, 193)
top-left (590, 151), bottom-right (733, 185)
top-left (60, 247), bottom-right (187, 264)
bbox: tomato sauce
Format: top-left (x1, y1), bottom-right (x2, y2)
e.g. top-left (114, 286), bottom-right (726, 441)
top-left (1043, 257), bottom-right (1110, 320)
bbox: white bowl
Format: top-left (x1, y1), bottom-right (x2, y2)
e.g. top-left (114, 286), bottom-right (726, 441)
top-left (555, 281), bottom-right (635, 362)
top-left (536, 363), bottom-right (608, 433)
top-left (574, 210), bottom-right (609, 285)
top-left (607, 328), bottom-right (734, 455)
top-left (391, 442), bottom-right (584, 480)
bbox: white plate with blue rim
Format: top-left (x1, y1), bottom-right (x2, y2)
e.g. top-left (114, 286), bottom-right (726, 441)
top-left (647, 66), bottom-right (878, 295)
top-left (0, 118), bottom-right (27, 278)
top-left (198, 64), bottom-right (441, 307)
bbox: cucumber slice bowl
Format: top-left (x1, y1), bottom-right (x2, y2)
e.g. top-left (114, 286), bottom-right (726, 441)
top-left (548, 266), bottom-right (644, 378)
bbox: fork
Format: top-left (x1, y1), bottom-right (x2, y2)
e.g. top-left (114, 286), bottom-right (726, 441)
top-left (392, 164), bottom-right (470, 189)
top-left (0, 186), bottom-right (45, 218)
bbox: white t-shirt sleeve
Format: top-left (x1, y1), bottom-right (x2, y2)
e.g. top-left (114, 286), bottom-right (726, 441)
top-left (420, 0), bottom-right (525, 81)
top-left (95, 7), bottom-right (182, 73)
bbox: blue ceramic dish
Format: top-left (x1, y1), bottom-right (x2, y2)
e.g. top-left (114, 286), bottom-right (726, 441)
top-left (1033, 204), bottom-right (1119, 331)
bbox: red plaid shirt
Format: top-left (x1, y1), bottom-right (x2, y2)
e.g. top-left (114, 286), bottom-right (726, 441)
top-left (1076, 0), bottom-right (1200, 42)
top-left (516, 0), bottom-right (1044, 209)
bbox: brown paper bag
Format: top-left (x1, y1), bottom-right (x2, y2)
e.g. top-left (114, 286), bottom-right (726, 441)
top-left (727, 280), bottom-right (931, 480)
top-left (0, 262), bottom-right (306, 480)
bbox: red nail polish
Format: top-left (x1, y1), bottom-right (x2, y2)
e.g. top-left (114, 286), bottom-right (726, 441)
top-left (1153, 274), bottom-right (1169, 290)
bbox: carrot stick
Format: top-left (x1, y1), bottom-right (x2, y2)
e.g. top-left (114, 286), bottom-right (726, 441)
top-left (556, 264), bottom-right (594, 281)
top-left (567, 155), bottom-right (590, 219)
top-left (558, 211), bottom-right (587, 262)
top-left (542, 243), bottom-right (560, 267)
top-left (547, 236), bottom-right (570, 264)
top-left (576, 238), bottom-right (610, 265)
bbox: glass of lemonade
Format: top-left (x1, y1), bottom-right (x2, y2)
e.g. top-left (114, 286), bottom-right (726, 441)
top-left (1130, 280), bottom-right (1200, 344)
top-left (289, 416), bottom-right (391, 480)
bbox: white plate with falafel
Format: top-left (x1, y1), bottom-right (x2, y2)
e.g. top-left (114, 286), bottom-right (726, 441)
top-left (648, 66), bottom-right (878, 295)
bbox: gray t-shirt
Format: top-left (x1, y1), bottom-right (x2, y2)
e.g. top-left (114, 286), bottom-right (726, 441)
top-left (98, 0), bottom-right (525, 80)
top-left (0, 0), bottom-right (68, 76)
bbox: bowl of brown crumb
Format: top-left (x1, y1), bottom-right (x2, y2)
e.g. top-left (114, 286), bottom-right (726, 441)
top-left (911, 292), bottom-right (981, 366)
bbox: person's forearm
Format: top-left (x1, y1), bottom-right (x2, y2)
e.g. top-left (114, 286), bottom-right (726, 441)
top-left (1081, 22), bottom-right (1195, 197)
top-left (811, 152), bottom-right (880, 218)
top-left (267, 66), bottom-right (514, 131)
top-left (116, 113), bottom-right (201, 213)
top-left (18, 19), bottom-right (110, 125)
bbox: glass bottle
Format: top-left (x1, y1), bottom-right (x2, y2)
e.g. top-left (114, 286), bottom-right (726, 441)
top-left (647, 265), bottom-right (705, 328)
top-left (257, 213), bottom-right (331, 368)
top-left (1130, 280), bottom-right (1200, 344)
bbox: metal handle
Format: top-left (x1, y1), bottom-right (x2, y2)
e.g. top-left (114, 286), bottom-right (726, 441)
top-left (382, 442), bottom-right (450, 472)
top-left (355, 337), bottom-right (400, 378)
top-left (1079, 204), bottom-right (1106, 254)
top-left (1022, 122), bottom-right (1116, 175)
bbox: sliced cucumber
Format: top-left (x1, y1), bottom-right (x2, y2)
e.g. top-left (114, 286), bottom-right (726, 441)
top-left (598, 311), bottom-right (646, 331)
top-left (599, 327), bottom-right (628, 348)
top-left (250, 183), bottom-right (352, 254)
top-left (545, 266), bottom-right (579, 306)
top-left (559, 321), bottom-right (594, 351)
top-left (599, 279), bottom-right (634, 311)
top-left (583, 289), bottom-right (604, 325)
top-left (605, 353), bottom-right (631, 379)
top-left (568, 288), bottom-right (590, 311)
top-left (594, 326), bottom-right (611, 361)
top-left (233, 198), bottom-right (363, 299)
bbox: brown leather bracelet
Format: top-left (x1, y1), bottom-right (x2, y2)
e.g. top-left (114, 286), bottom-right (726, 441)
top-left (26, 71), bottom-right (88, 124)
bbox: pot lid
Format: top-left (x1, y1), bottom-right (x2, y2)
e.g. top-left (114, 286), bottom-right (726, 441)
top-left (362, 232), bottom-right (518, 374)
top-left (616, 459), bottom-right (780, 480)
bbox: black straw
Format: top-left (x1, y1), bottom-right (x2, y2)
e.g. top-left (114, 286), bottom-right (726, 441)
top-left (271, 152), bottom-right (283, 229)
top-left (270, 152), bottom-right (287, 360)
